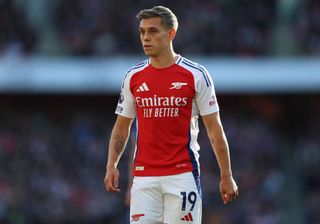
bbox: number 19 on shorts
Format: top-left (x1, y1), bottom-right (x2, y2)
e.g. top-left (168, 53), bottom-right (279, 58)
top-left (180, 191), bottom-right (197, 211)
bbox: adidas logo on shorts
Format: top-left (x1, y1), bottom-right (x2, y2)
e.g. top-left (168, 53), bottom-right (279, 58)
top-left (181, 212), bottom-right (193, 222)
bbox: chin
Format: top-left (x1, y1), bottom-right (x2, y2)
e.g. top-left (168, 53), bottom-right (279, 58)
top-left (144, 52), bottom-right (156, 57)
top-left (143, 48), bottom-right (158, 56)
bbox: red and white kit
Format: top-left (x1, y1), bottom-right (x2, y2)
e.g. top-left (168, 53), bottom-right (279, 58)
top-left (116, 55), bottom-right (219, 223)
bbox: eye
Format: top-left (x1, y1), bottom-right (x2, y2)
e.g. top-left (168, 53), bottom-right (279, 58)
top-left (139, 30), bottom-right (145, 35)
top-left (149, 28), bottom-right (158, 34)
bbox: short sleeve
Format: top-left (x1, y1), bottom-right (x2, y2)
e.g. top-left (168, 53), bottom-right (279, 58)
top-left (195, 66), bottom-right (219, 116)
top-left (115, 73), bottom-right (136, 118)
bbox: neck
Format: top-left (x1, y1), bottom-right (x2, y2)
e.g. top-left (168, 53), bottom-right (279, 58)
top-left (150, 48), bottom-right (178, 69)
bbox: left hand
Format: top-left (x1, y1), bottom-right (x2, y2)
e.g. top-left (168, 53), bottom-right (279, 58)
top-left (219, 176), bottom-right (239, 204)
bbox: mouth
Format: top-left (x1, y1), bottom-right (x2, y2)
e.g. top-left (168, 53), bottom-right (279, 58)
top-left (143, 45), bottom-right (152, 49)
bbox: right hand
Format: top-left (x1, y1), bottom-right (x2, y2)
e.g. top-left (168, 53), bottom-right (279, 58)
top-left (104, 166), bottom-right (120, 193)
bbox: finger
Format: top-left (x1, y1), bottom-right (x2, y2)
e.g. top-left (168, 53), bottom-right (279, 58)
top-left (222, 192), bottom-right (231, 204)
top-left (109, 186), bottom-right (121, 193)
top-left (112, 172), bottom-right (120, 191)
top-left (224, 194), bottom-right (229, 204)
top-left (104, 177), bottom-right (110, 191)
top-left (225, 191), bottom-right (235, 203)
top-left (105, 176), bottom-right (120, 192)
top-left (228, 190), bottom-right (238, 201)
top-left (226, 193), bottom-right (233, 203)
top-left (220, 191), bottom-right (227, 204)
top-left (106, 181), bottom-right (121, 192)
top-left (114, 173), bottom-right (119, 188)
top-left (232, 191), bottom-right (238, 200)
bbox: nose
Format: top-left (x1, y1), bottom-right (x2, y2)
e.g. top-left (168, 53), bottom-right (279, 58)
top-left (142, 32), bottom-right (151, 41)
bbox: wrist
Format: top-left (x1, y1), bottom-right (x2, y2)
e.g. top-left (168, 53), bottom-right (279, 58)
top-left (220, 171), bottom-right (232, 179)
top-left (106, 163), bottom-right (117, 171)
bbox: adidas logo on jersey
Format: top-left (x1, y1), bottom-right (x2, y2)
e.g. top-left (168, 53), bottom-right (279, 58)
top-left (181, 212), bottom-right (193, 222)
top-left (136, 82), bottom-right (149, 92)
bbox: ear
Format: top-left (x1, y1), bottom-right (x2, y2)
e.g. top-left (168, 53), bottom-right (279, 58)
top-left (168, 29), bottom-right (176, 41)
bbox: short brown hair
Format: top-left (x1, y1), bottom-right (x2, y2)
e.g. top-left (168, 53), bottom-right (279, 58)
top-left (136, 6), bottom-right (178, 30)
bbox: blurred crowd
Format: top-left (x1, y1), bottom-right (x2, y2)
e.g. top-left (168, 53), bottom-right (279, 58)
top-left (0, 94), bottom-right (319, 224)
top-left (0, 0), bottom-right (320, 56)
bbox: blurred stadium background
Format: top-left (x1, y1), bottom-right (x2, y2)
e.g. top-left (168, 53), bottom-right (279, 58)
top-left (0, 0), bottom-right (320, 223)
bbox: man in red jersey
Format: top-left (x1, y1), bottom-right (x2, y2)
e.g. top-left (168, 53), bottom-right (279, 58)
top-left (104, 6), bottom-right (239, 223)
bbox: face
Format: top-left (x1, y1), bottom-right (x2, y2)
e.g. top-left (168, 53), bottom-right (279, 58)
top-left (139, 17), bottom-right (175, 57)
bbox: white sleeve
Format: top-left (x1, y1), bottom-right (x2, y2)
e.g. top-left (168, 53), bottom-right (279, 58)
top-left (195, 67), bottom-right (219, 116)
top-left (115, 73), bottom-right (136, 118)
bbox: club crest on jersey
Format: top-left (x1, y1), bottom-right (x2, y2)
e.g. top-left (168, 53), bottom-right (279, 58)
top-left (170, 82), bottom-right (187, 89)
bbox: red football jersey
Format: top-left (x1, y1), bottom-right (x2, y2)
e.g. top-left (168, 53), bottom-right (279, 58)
top-left (115, 55), bottom-right (219, 176)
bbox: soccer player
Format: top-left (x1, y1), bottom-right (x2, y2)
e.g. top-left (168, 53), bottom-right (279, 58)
top-left (104, 6), bottom-right (239, 224)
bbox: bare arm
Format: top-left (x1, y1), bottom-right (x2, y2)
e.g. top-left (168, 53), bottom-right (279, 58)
top-left (104, 115), bottom-right (133, 193)
top-left (202, 112), bottom-right (239, 204)
top-left (125, 135), bottom-right (135, 206)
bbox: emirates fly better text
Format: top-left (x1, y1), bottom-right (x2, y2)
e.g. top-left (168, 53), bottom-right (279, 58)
top-left (136, 95), bottom-right (188, 118)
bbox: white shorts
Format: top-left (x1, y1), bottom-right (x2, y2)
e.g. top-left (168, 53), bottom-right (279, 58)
top-left (130, 172), bottom-right (202, 224)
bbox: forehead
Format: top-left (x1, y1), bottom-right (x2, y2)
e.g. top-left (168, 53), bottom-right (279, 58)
top-left (139, 17), bottom-right (163, 29)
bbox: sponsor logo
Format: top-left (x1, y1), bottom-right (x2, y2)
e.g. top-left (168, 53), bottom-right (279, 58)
top-left (136, 82), bottom-right (149, 92)
top-left (176, 163), bottom-right (188, 168)
top-left (143, 107), bottom-right (179, 118)
top-left (136, 95), bottom-right (187, 118)
top-left (136, 95), bottom-right (187, 107)
top-left (135, 166), bottom-right (144, 171)
top-left (170, 82), bottom-right (187, 89)
top-left (180, 212), bottom-right (193, 222)
top-left (209, 95), bottom-right (216, 106)
top-left (131, 214), bottom-right (145, 222)
top-left (118, 91), bottom-right (124, 104)
top-left (116, 106), bottom-right (123, 113)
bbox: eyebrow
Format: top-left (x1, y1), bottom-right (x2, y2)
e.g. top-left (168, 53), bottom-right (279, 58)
top-left (139, 26), bottom-right (160, 31)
